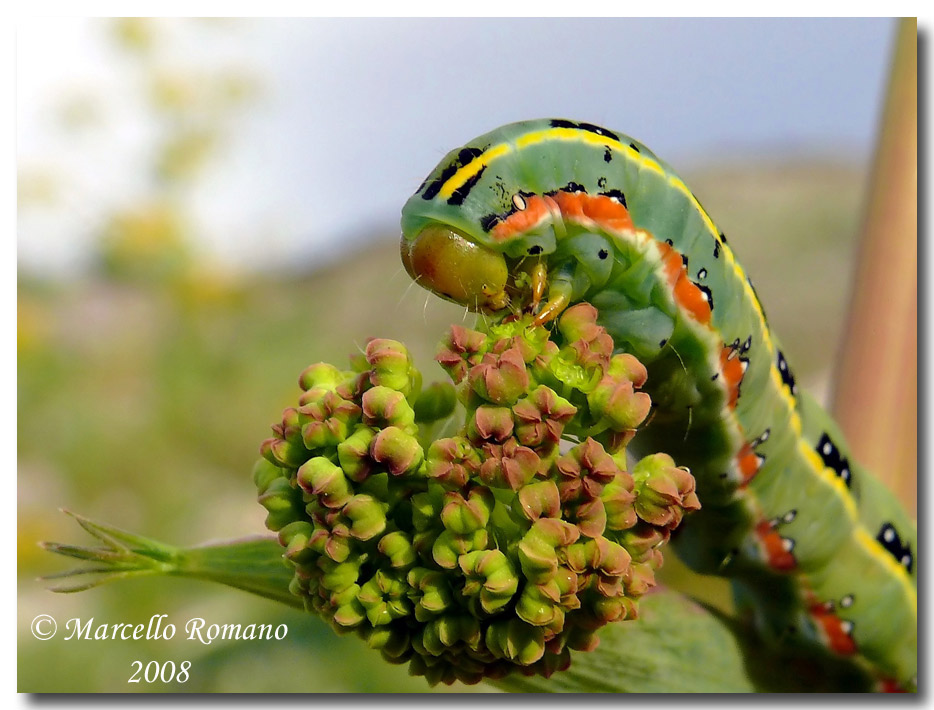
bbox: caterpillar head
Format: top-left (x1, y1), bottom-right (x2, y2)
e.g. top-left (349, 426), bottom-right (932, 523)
top-left (399, 122), bottom-right (564, 315)
top-left (400, 224), bottom-right (509, 313)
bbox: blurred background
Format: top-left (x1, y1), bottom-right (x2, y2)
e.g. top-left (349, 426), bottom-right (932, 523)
top-left (18, 17), bottom-right (901, 692)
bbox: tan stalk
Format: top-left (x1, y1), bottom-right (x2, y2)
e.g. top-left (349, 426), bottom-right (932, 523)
top-left (832, 18), bottom-right (917, 516)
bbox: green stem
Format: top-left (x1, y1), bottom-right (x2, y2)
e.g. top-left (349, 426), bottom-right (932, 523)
top-left (42, 510), bottom-right (299, 609)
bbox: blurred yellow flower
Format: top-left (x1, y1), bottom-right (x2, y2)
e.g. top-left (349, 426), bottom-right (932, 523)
top-left (17, 297), bottom-right (51, 353)
top-left (149, 72), bottom-right (198, 113)
top-left (17, 169), bottom-right (60, 209)
top-left (97, 201), bottom-right (191, 281)
top-left (156, 128), bottom-right (218, 182)
top-left (173, 263), bottom-right (244, 310)
top-left (111, 18), bottom-right (157, 54)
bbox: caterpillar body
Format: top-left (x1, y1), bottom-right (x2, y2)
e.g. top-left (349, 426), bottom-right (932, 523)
top-left (399, 119), bottom-right (917, 691)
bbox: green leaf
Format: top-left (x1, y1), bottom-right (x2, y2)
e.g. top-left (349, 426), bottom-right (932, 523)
top-left (490, 588), bottom-right (755, 693)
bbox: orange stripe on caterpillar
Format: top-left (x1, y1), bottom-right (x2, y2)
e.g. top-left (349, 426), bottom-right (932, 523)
top-left (491, 190), bottom-right (637, 243)
top-left (719, 343), bottom-right (747, 409)
top-left (736, 442), bottom-right (764, 484)
top-left (809, 601), bottom-right (857, 656)
top-left (550, 191), bottom-right (635, 232)
top-left (490, 194), bottom-right (556, 242)
top-left (654, 241), bottom-right (712, 324)
top-left (755, 519), bottom-right (796, 571)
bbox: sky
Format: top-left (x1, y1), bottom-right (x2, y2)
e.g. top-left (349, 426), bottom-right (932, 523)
top-left (16, 17), bottom-right (898, 276)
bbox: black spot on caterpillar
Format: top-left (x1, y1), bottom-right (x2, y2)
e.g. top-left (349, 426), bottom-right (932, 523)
top-left (877, 523), bottom-right (913, 573)
top-left (816, 433), bottom-right (853, 488)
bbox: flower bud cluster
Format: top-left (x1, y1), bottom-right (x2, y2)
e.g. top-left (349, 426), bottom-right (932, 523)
top-left (255, 305), bottom-right (700, 685)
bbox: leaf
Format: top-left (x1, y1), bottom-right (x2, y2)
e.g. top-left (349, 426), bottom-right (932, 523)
top-left (491, 588), bottom-right (756, 693)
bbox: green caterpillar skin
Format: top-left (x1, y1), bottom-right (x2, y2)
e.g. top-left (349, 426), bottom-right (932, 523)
top-left (399, 119), bottom-right (917, 691)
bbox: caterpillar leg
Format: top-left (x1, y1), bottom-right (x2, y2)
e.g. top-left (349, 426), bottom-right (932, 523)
top-left (532, 287), bottom-right (571, 326)
top-left (525, 260), bottom-right (570, 326)
top-left (532, 294), bottom-right (569, 326)
top-left (530, 261), bottom-right (548, 310)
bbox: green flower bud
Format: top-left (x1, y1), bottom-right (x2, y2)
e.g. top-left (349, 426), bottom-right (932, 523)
top-left (366, 625), bottom-right (411, 659)
top-left (485, 619), bottom-right (546, 665)
top-left (431, 528), bottom-right (488, 569)
top-left (336, 426), bottom-right (376, 482)
top-left (485, 320), bottom-right (551, 365)
top-left (632, 453), bottom-right (701, 529)
top-left (556, 302), bottom-right (615, 373)
top-left (278, 407), bottom-right (307, 446)
top-left (370, 426), bottom-right (423, 476)
top-left (252, 458), bottom-right (285, 495)
top-left (297, 386), bottom-right (326, 409)
top-left (478, 439), bottom-right (540, 490)
top-left (566, 498), bottom-right (607, 538)
top-left (378, 530), bottom-right (417, 569)
top-left (624, 560), bottom-right (657, 597)
top-left (425, 437), bottom-right (481, 490)
top-left (307, 510), bottom-right (353, 563)
top-left (459, 549), bottom-right (519, 614)
top-left (601, 471), bottom-right (638, 531)
top-left (407, 567), bottom-right (454, 621)
top-left (420, 615), bottom-right (483, 657)
top-left (256, 476), bottom-right (304, 531)
top-left (557, 302), bottom-right (603, 344)
top-left (517, 480), bottom-right (561, 521)
top-left (566, 537), bottom-right (631, 597)
top-left (296, 457), bottom-right (353, 509)
top-left (365, 338), bottom-right (417, 394)
top-left (410, 485), bottom-right (444, 531)
top-left (587, 595), bottom-right (637, 626)
top-left (518, 518), bottom-right (580, 584)
top-left (413, 381), bottom-right (457, 423)
top-left (358, 569), bottom-right (411, 626)
top-left (260, 436), bottom-right (309, 469)
top-left (568, 336), bottom-right (614, 373)
top-left (330, 586), bottom-right (366, 627)
top-left (298, 362), bottom-right (346, 392)
top-left (587, 373), bottom-right (651, 432)
top-left (516, 579), bottom-right (566, 627)
top-left (319, 556), bottom-right (363, 594)
top-left (512, 386), bottom-right (577, 451)
top-left (553, 565), bottom-right (582, 611)
top-left (555, 437), bottom-right (619, 503)
top-left (527, 337), bottom-right (560, 374)
top-left (299, 391), bottom-right (361, 449)
top-left (609, 352), bottom-right (648, 386)
top-left (343, 494), bottom-right (387, 541)
top-left (467, 405), bottom-right (514, 443)
top-left (440, 487), bottom-right (494, 534)
top-left (436, 325), bottom-right (487, 383)
top-left (356, 470), bottom-right (390, 502)
top-left (361, 385), bottom-right (416, 430)
top-left (467, 345), bottom-right (529, 405)
top-left (617, 524), bottom-right (668, 565)
top-left (277, 520), bottom-right (315, 564)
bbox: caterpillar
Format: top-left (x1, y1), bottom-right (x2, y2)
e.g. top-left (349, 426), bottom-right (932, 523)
top-left (399, 119), bottom-right (917, 691)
